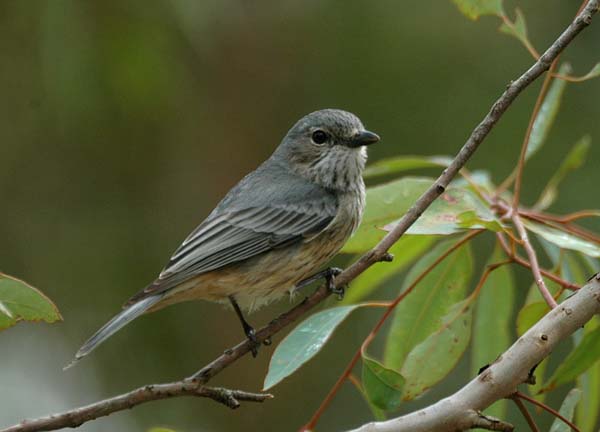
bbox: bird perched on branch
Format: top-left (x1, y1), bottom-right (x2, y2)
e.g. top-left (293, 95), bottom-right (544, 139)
top-left (67, 109), bottom-right (379, 367)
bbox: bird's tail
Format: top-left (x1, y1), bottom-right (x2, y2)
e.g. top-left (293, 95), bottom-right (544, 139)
top-left (64, 294), bottom-right (164, 370)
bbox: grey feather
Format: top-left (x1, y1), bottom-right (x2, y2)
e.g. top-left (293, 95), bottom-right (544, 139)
top-left (126, 159), bottom-right (338, 303)
top-left (64, 295), bottom-right (163, 369)
top-left (69, 109), bottom-right (375, 366)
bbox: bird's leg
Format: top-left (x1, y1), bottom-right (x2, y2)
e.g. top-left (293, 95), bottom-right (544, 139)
top-left (295, 267), bottom-right (346, 300)
top-left (228, 295), bottom-right (260, 357)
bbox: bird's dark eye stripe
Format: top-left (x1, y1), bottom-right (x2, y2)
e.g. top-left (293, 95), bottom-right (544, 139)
top-left (311, 130), bottom-right (328, 144)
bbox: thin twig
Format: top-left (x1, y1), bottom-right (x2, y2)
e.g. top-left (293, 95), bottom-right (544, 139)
top-left (0, 383), bottom-right (272, 432)
top-left (511, 213), bottom-right (558, 308)
top-left (499, 13), bottom-right (540, 59)
top-left (519, 211), bottom-right (600, 244)
top-left (512, 396), bottom-right (541, 432)
top-left (496, 233), bottom-right (579, 290)
top-left (510, 59), bottom-right (559, 209)
top-left (515, 391), bottom-right (580, 432)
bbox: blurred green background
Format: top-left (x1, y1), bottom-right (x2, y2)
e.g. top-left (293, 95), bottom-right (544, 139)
top-left (1, 1), bottom-right (599, 431)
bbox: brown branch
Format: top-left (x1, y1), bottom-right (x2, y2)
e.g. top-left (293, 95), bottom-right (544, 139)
top-left (1, 383), bottom-right (272, 432)
top-left (2, 1), bottom-right (598, 432)
top-left (512, 396), bottom-right (541, 432)
top-left (511, 213), bottom-right (558, 308)
top-left (511, 59), bottom-right (559, 209)
top-left (496, 233), bottom-right (579, 290)
top-left (515, 391), bottom-right (580, 432)
top-left (346, 275), bottom-right (600, 432)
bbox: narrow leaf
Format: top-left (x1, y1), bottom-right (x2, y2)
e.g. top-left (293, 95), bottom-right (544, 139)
top-left (382, 182), bottom-right (502, 236)
top-left (471, 246), bottom-right (514, 419)
top-left (559, 62), bottom-right (600, 82)
top-left (364, 155), bottom-right (452, 179)
top-left (451, 0), bottom-right (504, 20)
top-left (342, 177), bottom-right (431, 252)
top-left (543, 326), bottom-right (600, 392)
top-left (385, 239), bottom-right (473, 369)
top-left (362, 354), bottom-right (405, 411)
top-left (575, 318), bottom-right (600, 431)
top-left (535, 135), bottom-right (591, 210)
top-left (341, 236), bottom-right (435, 305)
top-left (400, 300), bottom-right (473, 400)
top-left (549, 388), bottom-right (582, 432)
top-left (499, 9), bottom-right (533, 53)
top-left (263, 305), bottom-right (360, 390)
top-left (524, 220), bottom-right (600, 258)
top-left (0, 273), bottom-right (62, 331)
top-left (526, 63), bottom-right (572, 160)
top-left (516, 302), bottom-right (549, 336)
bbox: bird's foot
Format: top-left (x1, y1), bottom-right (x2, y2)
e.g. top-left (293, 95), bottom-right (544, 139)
top-left (295, 267), bottom-right (345, 299)
top-left (325, 267), bottom-right (346, 300)
top-left (244, 325), bottom-right (260, 358)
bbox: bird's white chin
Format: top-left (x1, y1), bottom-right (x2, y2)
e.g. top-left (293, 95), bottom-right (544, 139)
top-left (306, 145), bottom-right (367, 191)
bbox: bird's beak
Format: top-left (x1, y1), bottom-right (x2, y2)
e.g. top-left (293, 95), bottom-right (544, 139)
top-left (348, 130), bottom-right (380, 148)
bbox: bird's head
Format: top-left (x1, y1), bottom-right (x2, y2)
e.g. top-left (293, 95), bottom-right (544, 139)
top-left (274, 109), bottom-right (380, 191)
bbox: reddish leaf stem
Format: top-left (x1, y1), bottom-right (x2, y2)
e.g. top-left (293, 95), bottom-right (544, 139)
top-left (300, 231), bottom-right (482, 431)
top-left (511, 214), bottom-right (558, 308)
top-left (512, 396), bottom-right (541, 432)
top-left (515, 391), bottom-right (580, 432)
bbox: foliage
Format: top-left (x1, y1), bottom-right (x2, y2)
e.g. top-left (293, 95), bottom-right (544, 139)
top-left (0, 272), bottom-right (61, 331)
top-left (263, 1), bottom-right (600, 429)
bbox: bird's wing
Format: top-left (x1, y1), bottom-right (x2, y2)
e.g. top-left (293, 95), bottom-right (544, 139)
top-left (125, 175), bottom-right (338, 305)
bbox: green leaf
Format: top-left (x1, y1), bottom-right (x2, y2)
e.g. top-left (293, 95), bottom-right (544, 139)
top-left (341, 236), bottom-right (436, 305)
top-left (342, 177), bottom-right (430, 252)
top-left (516, 302), bottom-right (549, 336)
top-left (575, 318), bottom-right (600, 432)
top-left (451, 0), bottom-right (504, 20)
top-left (382, 181), bottom-right (501, 236)
top-left (534, 135), bottom-right (591, 210)
top-left (364, 155), bottom-right (452, 179)
top-left (400, 300), bottom-right (473, 400)
top-left (519, 276), bottom-right (559, 401)
top-left (148, 428), bottom-right (177, 432)
top-left (471, 246), bottom-right (514, 420)
top-left (451, 170), bottom-right (496, 194)
top-left (345, 177), bottom-right (501, 252)
top-left (499, 9), bottom-right (532, 52)
top-left (549, 388), bottom-right (582, 432)
top-left (543, 326), bottom-right (600, 392)
top-left (580, 63), bottom-right (600, 81)
top-left (526, 63), bottom-right (572, 160)
top-left (561, 62), bottom-right (600, 82)
top-left (385, 239), bottom-right (473, 369)
top-left (0, 273), bottom-right (62, 331)
top-left (362, 354), bottom-right (405, 411)
top-left (524, 220), bottom-right (600, 258)
top-left (263, 305), bottom-right (360, 390)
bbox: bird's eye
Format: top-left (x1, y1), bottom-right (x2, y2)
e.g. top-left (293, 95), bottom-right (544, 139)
top-left (311, 130), bottom-right (329, 145)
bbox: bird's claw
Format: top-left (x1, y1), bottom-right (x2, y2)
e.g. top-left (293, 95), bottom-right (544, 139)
top-left (245, 327), bottom-right (260, 358)
top-left (325, 267), bottom-right (346, 300)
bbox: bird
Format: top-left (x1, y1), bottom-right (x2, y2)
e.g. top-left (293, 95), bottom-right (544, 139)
top-left (67, 109), bottom-right (379, 367)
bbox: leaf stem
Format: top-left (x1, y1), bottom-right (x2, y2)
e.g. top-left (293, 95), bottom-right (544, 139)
top-left (511, 214), bottom-right (558, 308)
top-left (512, 396), bottom-right (541, 432)
top-left (300, 231), bottom-right (482, 431)
top-left (515, 391), bottom-right (580, 432)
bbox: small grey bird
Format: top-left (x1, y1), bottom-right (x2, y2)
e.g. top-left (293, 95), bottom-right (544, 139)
top-left (68, 109), bottom-right (379, 366)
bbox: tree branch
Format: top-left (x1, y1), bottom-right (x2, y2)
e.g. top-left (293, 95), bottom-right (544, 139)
top-left (2, 1), bottom-right (597, 431)
top-left (347, 276), bottom-right (600, 432)
top-left (1, 383), bottom-right (272, 432)
top-left (512, 212), bottom-right (558, 308)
